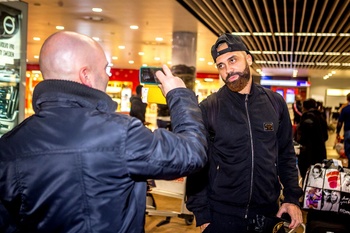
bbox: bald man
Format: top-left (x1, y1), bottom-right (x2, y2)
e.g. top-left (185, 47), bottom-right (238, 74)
top-left (0, 31), bottom-right (207, 232)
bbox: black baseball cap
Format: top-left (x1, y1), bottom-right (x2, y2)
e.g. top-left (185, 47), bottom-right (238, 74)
top-left (211, 33), bottom-right (253, 62)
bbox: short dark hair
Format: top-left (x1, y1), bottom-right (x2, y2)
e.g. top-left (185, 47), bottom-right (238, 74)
top-left (347, 93), bottom-right (350, 102)
top-left (136, 85), bottom-right (143, 95)
top-left (303, 98), bottom-right (317, 110)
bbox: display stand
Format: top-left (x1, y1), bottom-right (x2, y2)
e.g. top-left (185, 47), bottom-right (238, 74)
top-left (145, 177), bottom-right (194, 226)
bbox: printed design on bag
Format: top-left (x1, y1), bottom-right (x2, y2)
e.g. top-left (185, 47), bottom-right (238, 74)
top-left (304, 187), bottom-right (322, 210)
top-left (341, 172), bottom-right (350, 192)
top-left (302, 160), bottom-right (350, 216)
top-left (339, 193), bottom-right (350, 215)
top-left (324, 169), bottom-right (341, 190)
top-left (321, 190), bottom-right (340, 212)
top-left (307, 164), bottom-right (324, 188)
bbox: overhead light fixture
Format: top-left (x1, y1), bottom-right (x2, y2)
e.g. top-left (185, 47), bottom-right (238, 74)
top-left (138, 52), bottom-right (144, 56)
top-left (293, 69), bottom-right (298, 78)
top-left (33, 37), bottom-right (40, 41)
top-left (56, 25), bottom-right (64, 30)
top-left (155, 37), bottom-right (163, 41)
top-left (130, 25), bottom-right (139, 30)
top-left (118, 45), bottom-right (125, 49)
top-left (128, 60), bottom-right (134, 64)
top-left (112, 56), bottom-right (118, 60)
top-left (92, 8), bottom-right (102, 12)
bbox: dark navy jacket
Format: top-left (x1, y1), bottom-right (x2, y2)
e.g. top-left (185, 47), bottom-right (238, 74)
top-left (186, 83), bottom-right (302, 226)
top-left (0, 80), bottom-right (207, 233)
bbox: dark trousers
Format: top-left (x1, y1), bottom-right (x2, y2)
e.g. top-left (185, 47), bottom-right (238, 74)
top-left (203, 211), bottom-right (283, 233)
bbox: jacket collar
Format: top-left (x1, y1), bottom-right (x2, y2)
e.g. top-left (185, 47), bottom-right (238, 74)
top-left (32, 80), bottom-right (117, 113)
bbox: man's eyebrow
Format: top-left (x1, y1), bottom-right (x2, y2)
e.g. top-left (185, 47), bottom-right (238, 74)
top-left (216, 55), bottom-right (237, 66)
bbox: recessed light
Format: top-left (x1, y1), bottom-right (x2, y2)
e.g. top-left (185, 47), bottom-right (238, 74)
top-left (118, 46), bottom-right (125, 49)
top-left (33, 37), bottom-right (40, 41)
top-left (56, 26), bottom-right (64, 30)
top-left (128, 60), bottom-right (134, 64)
top-left (112, 56), bottom-right (118, 60)
top-left (92, 8), bottom-right (102, 12)
top-left (138, 52), bottom-right (144, 56)
top-left (130, 25), bottom-right (139, 30)
top-left (155, 37), bottom-right (163, 41)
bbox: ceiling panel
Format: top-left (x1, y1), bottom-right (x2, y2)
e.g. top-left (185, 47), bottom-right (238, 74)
top-left (20, 0), bottom-right (350, 78)
top-left (177, 0), bottom-right (350, 78)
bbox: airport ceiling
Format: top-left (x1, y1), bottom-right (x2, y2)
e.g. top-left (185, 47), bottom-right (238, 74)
top-left (21, 0), bottom-right (350, 79)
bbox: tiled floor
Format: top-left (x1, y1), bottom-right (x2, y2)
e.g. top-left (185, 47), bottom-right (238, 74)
top-left (144, 128), bottom-right (347, 233)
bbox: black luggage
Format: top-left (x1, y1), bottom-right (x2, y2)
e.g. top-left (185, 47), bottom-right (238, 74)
top-left (306, 210), bottom-right (350, 233)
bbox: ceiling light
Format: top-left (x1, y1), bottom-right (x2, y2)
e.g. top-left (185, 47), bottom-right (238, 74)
top-left (199, 57), bottom-right (205, 61)
top-left (92, 8), bottom-right (102, 12)
top-left (309, 52), bottom-right (323, 55)
top-left (34, 55), bottom-right (39, 59)
top-left (167, 61), bottom-right (172, 65)
top-left (155, 37), bottom-right (163, 41)
top-left (325, 52), bottom-right (340, 56)
top-left (340, 33), bottom-right (350, 37)
top-left (142, 64), bottom-right (148, 67)
top-left (255, 61), bottom-right (267, 64)
top-left (56, 26), bottom-right (64, 30)
top-left (342, 63), bottom-right (350, 66)
top-left (296, 32), bottom-right (316, 36)
top-left (128, 60), bottom-right (134, 64)
top-left (154, 57), bottom-right (160, 61)
top-left (294, 52), bottom-right (309, 55)
top-left (112, 56), bottom-right (118, 60)
top-left (231, 32), bottom-right (251, 36)
top-left (278, 51), bottom-right (293, 55)
top-left (262, 51), bottom-right (277, 54)
top-left (250, 51), bottom-right (262, 54)
top-left (92, 37), bottom-right (100, 41)
top-left (253, 32), bottom-right (272, 36)
top-left (118, 45), bottom-right (125, 49)
top-left (204, 78), bottom-right (213, 82)
top-left (33, 37), bottom-right (40, 41)
top-left (342, 52), bottom-right (350, 56)
top-left (138, 52), bottom-right (144, 56)
top-left (275, 32), bottom-right (293, 36)
top-left (329, 63), bottom-right (341, 66)
top-left (331, 71), bottom-right (336, 74)
top-left (130, 25), bottom-right (139, 30)
top-left (207, 62), bottom-right (214, 65)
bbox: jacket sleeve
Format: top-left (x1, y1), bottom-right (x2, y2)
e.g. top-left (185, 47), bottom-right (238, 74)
top-left (275, 94), bottom-right (303, 206)
top-left (185, 100), bottom-right (211, 226)
top-left (124, 88), bottom-right (207, 180)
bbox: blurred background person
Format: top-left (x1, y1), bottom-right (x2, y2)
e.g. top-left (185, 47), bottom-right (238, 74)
top-left (296, 98), bottom-right (328, 180)
top-left (129, 85), bottom-right (148, 125)
top-left (336, 93), bottom-right (350, 166)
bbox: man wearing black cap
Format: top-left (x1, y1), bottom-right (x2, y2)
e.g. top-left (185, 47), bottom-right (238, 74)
top-left (186, 33), bottom-right (303, 232)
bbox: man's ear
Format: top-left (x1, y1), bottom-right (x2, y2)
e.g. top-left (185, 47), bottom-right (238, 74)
top-left (246, 54), bottom-right (253, 66)
top-left (79, 67), bottom-right (92, 87)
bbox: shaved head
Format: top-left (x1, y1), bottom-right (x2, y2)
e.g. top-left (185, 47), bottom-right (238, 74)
top-left (39, 31), bottom-right (110, 91)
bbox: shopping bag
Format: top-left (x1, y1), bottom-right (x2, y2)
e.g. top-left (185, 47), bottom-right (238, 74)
top-left (302, 159), bottom-right (350, 215)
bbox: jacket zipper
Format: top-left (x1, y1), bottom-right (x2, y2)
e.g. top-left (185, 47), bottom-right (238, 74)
top-left (244, 94), bottom-right (254, 219)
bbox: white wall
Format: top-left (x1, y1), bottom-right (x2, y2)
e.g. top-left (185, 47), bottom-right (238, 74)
top-left (309, 77), bottom-right (350, 111)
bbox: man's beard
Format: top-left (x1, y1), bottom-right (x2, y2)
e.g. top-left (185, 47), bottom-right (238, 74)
top-left (222, 64), bottom-right (251, 92)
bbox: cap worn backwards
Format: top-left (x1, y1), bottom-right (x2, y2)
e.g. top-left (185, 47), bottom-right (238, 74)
top-left (211, 33), bottom-right (253, 62)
